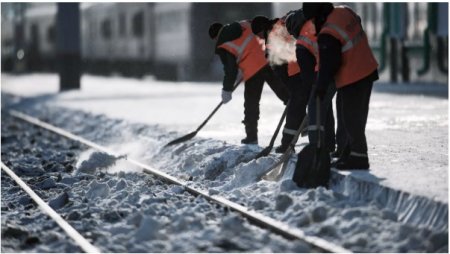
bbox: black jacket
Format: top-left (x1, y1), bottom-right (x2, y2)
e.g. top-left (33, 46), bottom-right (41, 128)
top-left (215, 22), bottom-right (243, 91)
top-left (296, 44), bottom-right (316, 87)
top-left (316, 34), bottom-right (342, 92)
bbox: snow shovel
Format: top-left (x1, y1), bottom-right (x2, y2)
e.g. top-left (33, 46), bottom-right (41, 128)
top-left (253, 103), bottom-right (289, 160)
top-left (164, 77), bottom-right (243, 147)
top-left (292, 96), bottom-right (330, 188)
top-left (260, 114), bottom-right (308, 181)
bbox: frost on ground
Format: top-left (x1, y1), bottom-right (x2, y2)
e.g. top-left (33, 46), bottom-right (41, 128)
top-left (1, 93), bottom-right (447, 253)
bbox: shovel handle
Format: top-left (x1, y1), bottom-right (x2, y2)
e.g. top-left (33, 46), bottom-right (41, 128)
top-left (196, 102), bottom-right (223, 131)
top-left (196, 77), bottom-right (243, 132)
top-left (316, 96), bottom-right (321, 149)
top-left (165, 76), bottom-right (243, 147)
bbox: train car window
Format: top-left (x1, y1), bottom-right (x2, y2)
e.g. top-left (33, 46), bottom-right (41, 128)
top-left (47, 25), bottom-right (55, 44)
top-left (101, 19), bottom-right (112, 40)
top-left (132, 11), bottom-right (144, 38)
top-left (119, 13), bottom-right (126, 36)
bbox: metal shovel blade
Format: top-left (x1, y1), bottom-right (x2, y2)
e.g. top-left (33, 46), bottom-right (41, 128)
top-left (260, 148), bottom-right (294, 181)
top-left (261, 163), bottom-right (284, 181)
top-left (164, 131), bottom-right (197, 147)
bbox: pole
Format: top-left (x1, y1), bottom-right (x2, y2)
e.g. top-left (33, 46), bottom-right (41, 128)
top-left (56, 3), bottom-right (81, 91)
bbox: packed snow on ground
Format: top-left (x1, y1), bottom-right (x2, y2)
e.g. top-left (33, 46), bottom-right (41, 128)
top-left (1, 112), bottom-right (315, 252)
top-left (2, 73), bottom-right (447, 202)
top-left (1, 73), bottom-right (448, 252)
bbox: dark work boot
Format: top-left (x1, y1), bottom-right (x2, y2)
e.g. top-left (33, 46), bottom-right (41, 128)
top-left (331, 145), bottom-right (350, 167)
top-left (241, 123), bottom-right (258, 145)
top-left (241, 136), bottom-right (258, 144)
top-left (330, 149), bottom-right (342, 159)
top-left (335, 153), bottom-right (369, 170)
top-left (275, 132), bottom-right (294, 153)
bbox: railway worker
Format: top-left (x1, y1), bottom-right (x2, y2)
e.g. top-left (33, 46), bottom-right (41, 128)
top-left (251, 10), bottom-right (336, 154)
top-left (208, 21), bottom-right (290, 145)
top-left (302, 3), bottom-right (379, 170)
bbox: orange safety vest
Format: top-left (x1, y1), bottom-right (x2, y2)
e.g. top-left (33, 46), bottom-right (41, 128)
top-left (319, 6), bottom-right (378, 88)
top-left (218, 21), bottom-right (268, 81)
top-left (296, 20), bottom-right (319, 72)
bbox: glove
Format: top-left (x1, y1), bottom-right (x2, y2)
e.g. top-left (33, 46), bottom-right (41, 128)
top-left (221, 90), bottom-right (232, 104)
top-left (315, 85), bottom-right (327, 101)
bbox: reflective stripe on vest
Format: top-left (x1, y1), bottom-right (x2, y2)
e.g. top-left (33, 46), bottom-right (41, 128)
top-left (297, 35), bottom-right (319, 56)
top-left (223, 25), bottom-right (255, 63)
top-left (217, 21), bottom-right (268, 81)
top-left (318, 6), bottom-right (378, 87)
top-left (321, 23), bottom-right (366, 53)
top-left (296, 20), bottom-right (319, 72)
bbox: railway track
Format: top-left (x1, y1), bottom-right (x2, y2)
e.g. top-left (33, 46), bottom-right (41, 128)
top-left (1, 162), bottom-right (100, 253)
top-left (2, 109), bottom-right (351, 253)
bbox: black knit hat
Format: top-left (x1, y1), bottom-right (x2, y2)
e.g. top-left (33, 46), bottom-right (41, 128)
top-left (209, 22), bottom-right (223, 39)
top-left (285, 9), bottom-right (306, 36)
top-left (302, 3), bottom-right (334, 20)
top-left (251, 15), bottom-right (270, 35)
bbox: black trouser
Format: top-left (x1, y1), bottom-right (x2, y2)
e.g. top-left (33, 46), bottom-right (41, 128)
top-left (335, 91), bottom-right (346, 153)
top-left (280, 73), bottom-right (312, 146)
top-left (243, 65), bottom-right (290, 134)
top-left (307, 84), bottom-right (336, 152)
top-left (337, 78), bottom-right (373, 155)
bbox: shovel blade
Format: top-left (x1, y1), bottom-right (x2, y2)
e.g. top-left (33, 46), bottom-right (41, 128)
top-left (260, 148), bottom-right (294, 181)
top-left (261, 163), bottom-right (284, 181)
top-left (164, 131), bottom-right (198, 147)
top-left (293, 145), bottom-right (330, 188)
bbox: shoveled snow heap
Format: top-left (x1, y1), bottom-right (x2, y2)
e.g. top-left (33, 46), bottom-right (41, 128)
top-left (1, 93), bottom-right (447, 252)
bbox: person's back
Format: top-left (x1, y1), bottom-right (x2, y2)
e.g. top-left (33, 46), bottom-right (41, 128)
top-left (303, 3), bottom-right (378, 170)
top-left (209, 20), bottom-right (290, 145)
top-left (319, 6), bottom-right (378, 88)
top-left (217, 20), bottom-right (268, 83)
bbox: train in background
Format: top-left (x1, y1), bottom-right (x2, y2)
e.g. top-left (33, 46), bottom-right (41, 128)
top-left (1, 2), bottom-right (271, 81)
top-left (80, 3), bottom-right (155, 77)
top-left (1, 2), bottom-right (448, 83)
top-left (150, 2), bottom-right (272, 81)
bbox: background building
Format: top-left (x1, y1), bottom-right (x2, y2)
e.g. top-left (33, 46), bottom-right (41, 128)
top-left (1, 2), bottom-right (448, 84)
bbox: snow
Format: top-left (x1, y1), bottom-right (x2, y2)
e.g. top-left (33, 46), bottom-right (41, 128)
top-left (1, 73), bottom-right (448, 252)
top-left (2, 73), bottom-right (447, 202)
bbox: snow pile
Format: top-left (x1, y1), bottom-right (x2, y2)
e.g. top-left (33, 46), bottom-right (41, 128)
top-left (1, 111), bottom-right (314, 252)
top-left (1, 78), bottom-right (448, 253)
top-left (2, 97), bottom-right (445, 252)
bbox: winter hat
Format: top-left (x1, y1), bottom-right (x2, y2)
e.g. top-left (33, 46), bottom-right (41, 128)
top-left (302, 2), bottom-right (334, 20)
top-left (209, 22), bottom-right (223, 39)
top-left (285, 9), bottom-right (307, 36)
top-left (251, 15), bottom-right (271, 35)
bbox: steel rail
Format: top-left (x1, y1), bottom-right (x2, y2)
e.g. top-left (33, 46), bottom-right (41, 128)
top-left (1, 161), bottom-right (101, 253)
top-left (9, 109), bottom-right (351, 253)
